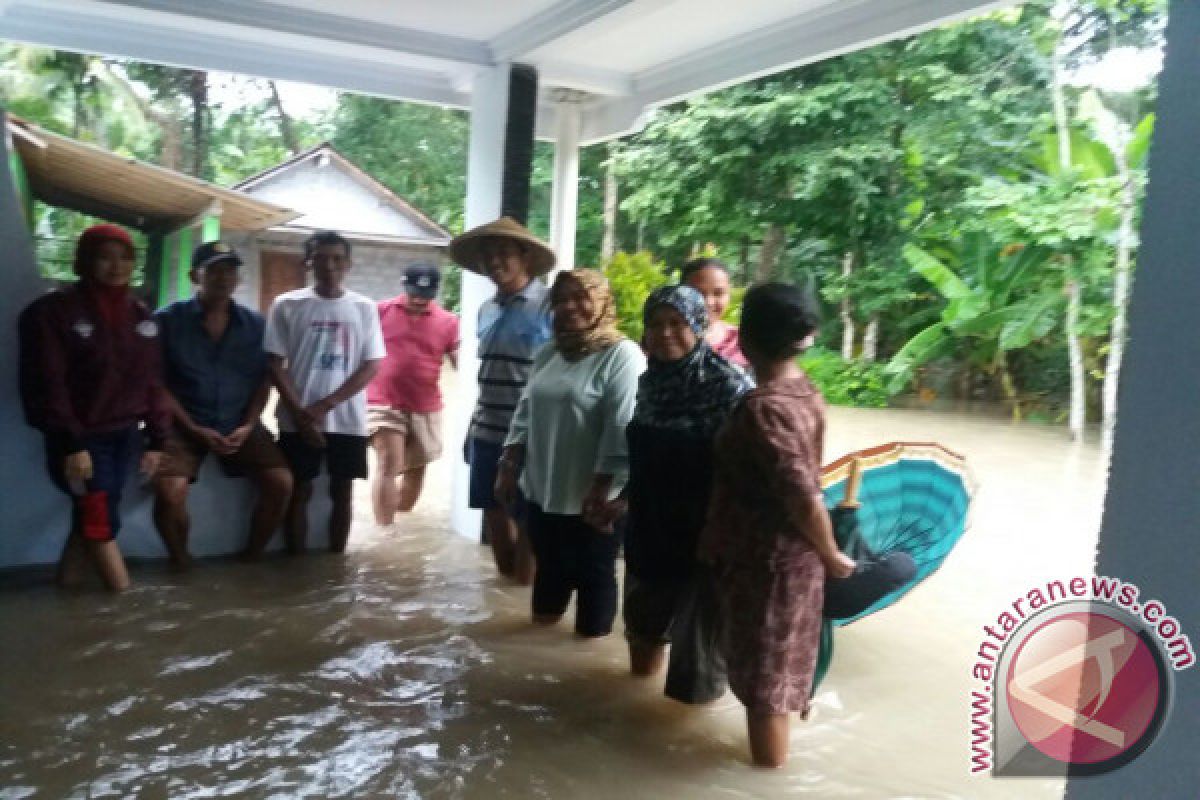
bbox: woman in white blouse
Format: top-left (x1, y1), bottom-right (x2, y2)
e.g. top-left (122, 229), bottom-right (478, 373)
top-left (495, 269), bottom-right (646, 637)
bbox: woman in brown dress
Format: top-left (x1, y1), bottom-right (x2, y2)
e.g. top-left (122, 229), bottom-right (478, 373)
top-left (699, 282), bottom-right (855, 768)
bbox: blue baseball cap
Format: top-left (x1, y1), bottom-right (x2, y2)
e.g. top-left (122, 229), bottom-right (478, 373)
top-left (404, 262), bottom-right (441, 298)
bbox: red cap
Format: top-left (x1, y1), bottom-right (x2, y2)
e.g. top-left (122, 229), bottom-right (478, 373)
top-left (73, 224), bottom-right (135, 277)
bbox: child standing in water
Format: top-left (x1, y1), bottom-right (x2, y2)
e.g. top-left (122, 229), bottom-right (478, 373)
top-left (699, 282), bottom-right (855, 768)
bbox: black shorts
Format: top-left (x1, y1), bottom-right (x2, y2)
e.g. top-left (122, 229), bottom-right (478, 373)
top-left (278, 432), bottom-right (368, 482)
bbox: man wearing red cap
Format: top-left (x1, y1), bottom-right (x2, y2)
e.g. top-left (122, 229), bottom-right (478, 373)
top-left (18, 224), bottom-right (170, 591)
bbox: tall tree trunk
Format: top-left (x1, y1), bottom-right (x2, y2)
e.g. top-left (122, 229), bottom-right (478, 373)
top-left (1102, 151), bottom-right (1137, 451)
top-left (600, 142), bottom-right (618, 262)
top-left (840, 251), bottom-right (856, 360)
top-left (188, 70), bottom-right (209, 179)
top-left (862, 315), bottom-right (880, 362)
top-left (756, 224), bottom-right (785, 282)
top-left (1053, 41), bottom-right (1086, 440)
top-left (268, 80), bottom-right (301, 154)
top-left (1066, 277), bottom-right (1086, 438)
top-left (995, 351), bottom-right (1022, 421)
top-left (636, 220), bottom-right (645, 252)
top-left (1052, 51), bottom-right (1072, 174)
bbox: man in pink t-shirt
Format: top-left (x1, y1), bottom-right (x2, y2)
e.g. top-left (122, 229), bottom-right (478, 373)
top-left (367, 263), bottom-right (460, 524)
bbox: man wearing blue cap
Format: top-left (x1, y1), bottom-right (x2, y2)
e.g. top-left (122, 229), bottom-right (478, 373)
top-left (153, 241), bottom-right (294, 567)
top-left (366, 262), bottom-right (460, 524)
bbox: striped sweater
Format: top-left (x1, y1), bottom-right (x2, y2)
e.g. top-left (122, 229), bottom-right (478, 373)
top-left (469, 278), bottom-right (553, 443)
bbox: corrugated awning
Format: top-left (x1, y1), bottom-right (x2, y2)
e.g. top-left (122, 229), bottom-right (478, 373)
top-left (7, 118), bottom-right (300, 232)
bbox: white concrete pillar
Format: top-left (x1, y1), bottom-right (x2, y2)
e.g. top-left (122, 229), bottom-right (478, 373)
top-left (548, 90), bottom-right (585, 275)
top-left (449, 64), bottom-right (512, 540)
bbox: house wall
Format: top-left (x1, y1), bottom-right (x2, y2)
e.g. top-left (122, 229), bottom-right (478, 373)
top-left (0, 120), bottom-right (67, 569)
top-left (242, 158), bottom-right (440, 241)
top-left (227, 231), bottom-right (449, 313)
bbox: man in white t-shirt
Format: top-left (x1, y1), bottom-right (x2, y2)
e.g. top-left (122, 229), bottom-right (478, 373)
top-left (265, 231), bottom-right (386, 553)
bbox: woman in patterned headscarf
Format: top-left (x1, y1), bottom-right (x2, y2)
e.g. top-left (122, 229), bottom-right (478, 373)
top-left (496, 269), bottom-right (646, 638)
top-left (622, 285), bottom-right (751, 703)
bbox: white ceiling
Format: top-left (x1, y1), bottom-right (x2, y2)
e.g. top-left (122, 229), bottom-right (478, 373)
top-left (0, 0), bottom-right (1013, 143)
top-left (258, 0), bottom-right (565, 40)
top-left (528, 0), bottom-right (842, 74)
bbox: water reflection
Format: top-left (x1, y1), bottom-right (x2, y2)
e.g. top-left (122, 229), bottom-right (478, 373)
top-left (0, 407), bottom-right (1098, 798)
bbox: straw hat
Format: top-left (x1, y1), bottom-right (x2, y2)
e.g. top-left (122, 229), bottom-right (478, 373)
top-left (448, 216), bottom-right (556, 277)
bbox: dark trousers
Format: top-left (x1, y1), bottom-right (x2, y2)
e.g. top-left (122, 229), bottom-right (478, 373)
top-left (624, 565), bottom-right (727, 704)
top-left (45, 428), bottom-right (136, 541)
top-left (526, 503), bottom-right (621, 636)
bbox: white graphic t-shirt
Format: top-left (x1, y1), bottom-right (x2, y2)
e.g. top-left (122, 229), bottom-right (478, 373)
top-left (264, 287), bottom-right (386, 436)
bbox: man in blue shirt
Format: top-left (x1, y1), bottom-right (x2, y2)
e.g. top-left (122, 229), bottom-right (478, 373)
top-left (153, 242), bottom-right (293, 567)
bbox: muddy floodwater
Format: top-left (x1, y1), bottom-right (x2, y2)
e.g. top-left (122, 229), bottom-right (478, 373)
top-left (0, 399), bottom-right (1105, 798)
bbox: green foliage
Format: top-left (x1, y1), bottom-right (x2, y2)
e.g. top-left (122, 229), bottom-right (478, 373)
top-left (208, 96), bottom-right (315, 186)
top-left (613, 8), bottom-right (1059, 373)
top-left (440, 264), bottom-right (462, 315)
top-left (572, 145), bottom-right (610, 269)
top-left (1125, 113), bottom-right (1156, 168)
top-left (1045, 0), bottom-right (1167, 68)
top-left (601, 251), bottom-right (672, 341)
top-left (723, 286), bottom-right (746, 325)
top-left (331, 96), bottom-right (468, 232)
top-left (886, 237), bottom-right (1060, 396)
top-left (801, 347), bottom-right (893, 408)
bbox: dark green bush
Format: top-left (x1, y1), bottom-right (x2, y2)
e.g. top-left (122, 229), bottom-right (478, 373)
top-left (799, 346), bottom-right (893, 408)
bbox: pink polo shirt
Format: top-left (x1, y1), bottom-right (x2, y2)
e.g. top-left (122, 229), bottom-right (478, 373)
top-left (711, 322), bottom-right (748, 368)
top-left (367, 295), bottom-right (460, 413)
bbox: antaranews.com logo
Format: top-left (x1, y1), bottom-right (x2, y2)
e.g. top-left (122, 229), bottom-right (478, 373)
top-left (968, 575), bottom-right (1194, 777)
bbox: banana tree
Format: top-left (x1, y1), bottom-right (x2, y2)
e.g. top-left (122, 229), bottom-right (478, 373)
top-left (885, 235), bottom-right (1059, 419)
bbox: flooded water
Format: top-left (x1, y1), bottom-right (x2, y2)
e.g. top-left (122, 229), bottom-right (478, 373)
top-left (0, 398), bottom-right (1106, 798)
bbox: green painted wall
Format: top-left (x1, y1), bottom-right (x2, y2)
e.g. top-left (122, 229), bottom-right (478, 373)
top-left (7, 151), bottom-right (34, 232)
top-left (201, 214), bottom-right (220, 243)
top-left (175, 227), bottom-right (192, 300)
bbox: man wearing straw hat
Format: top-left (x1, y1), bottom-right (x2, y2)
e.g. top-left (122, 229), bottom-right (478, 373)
top-left (449, 217), bottom-right (555, 585)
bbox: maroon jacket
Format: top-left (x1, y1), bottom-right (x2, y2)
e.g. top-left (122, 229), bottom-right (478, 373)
top-left (18, 286), bottom-right (171, 453)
